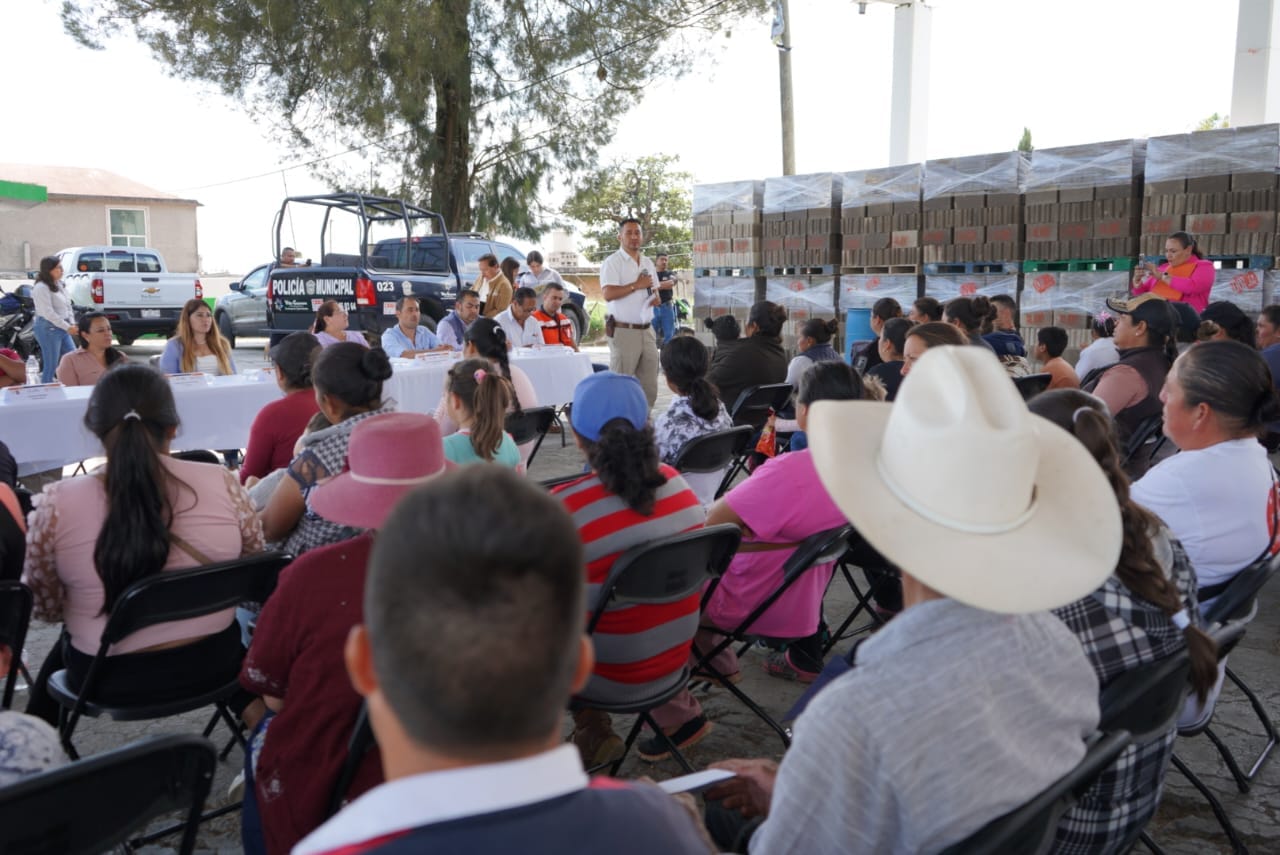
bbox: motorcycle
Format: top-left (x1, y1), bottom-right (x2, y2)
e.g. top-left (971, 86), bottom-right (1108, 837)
top-left (0, 285), bottom-right (39, 363)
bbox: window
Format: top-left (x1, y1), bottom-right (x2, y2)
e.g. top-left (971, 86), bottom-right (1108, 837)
top-left (242, 266), bottom-right (269, 295)
top-left (108, 208), bottom-right (147, 247)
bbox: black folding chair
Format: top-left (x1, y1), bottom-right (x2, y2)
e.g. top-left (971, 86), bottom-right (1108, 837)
top-left (822, 530), bottom-right (899, 655)
top-left (325, 702), bottom-right (377, 819)
top-left (570, 524), bottom-right (742, 775)
top-left (170, 449), bottom-right (223, 465)
top-left (505, 406), bottom-right (558, 469)
top-left (717, 383), bottom-right (793, 495)
top-left (1120, 414), bottom-right (1169, 474)
top-left (45, 551), bottom-right (292, 761)
top-left (672, 426), bottom-right (754, 502)
top-left (1012, 372), bottom-right (1052, 401)
top-left (0, 580), bottom-right (32, 708)
top-left (939, 731), bottom-right (1132, 855)
top-left (0, 734), bottom-right (216, 855)
top-left (691, 525), bottom-right (853, 749)
top-left (540, 472), bottom-right (586, 492)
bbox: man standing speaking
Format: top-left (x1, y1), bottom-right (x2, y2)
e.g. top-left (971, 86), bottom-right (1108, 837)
top-left (599, 218), bottom-right (659, 407)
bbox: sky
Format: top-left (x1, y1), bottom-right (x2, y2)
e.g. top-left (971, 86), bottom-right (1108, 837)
top-left (1, 0), bottom-right (1243, 274)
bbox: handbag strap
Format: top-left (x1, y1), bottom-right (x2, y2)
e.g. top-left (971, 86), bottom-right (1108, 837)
top-left (169, 531), bottom-right (214, 567)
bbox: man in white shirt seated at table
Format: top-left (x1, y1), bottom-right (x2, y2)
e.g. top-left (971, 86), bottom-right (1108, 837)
top-left (496, 287), bottom-right (543, 350)
top-left (382, 297), bottom-right (450, 358)
top-left (437, 290), bottom-right (481, 352)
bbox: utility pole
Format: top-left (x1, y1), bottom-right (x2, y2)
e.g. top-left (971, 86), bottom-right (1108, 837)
top-left (777, 0), bottom-right (796, 175)
top-left (1233, 0), bottom-right (1280, 124)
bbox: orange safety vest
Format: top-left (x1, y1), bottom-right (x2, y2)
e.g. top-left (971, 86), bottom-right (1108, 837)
top-left (533, 309), bottom-right (574, 346)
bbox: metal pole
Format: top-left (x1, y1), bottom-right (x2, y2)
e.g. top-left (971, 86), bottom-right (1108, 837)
top-left (1233, 0), bottom-right (1280, 124)
top-left (778, 0), bottom-right (795, 175)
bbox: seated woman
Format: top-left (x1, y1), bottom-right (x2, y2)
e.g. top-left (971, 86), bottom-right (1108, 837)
top-left (850, 298), bottom-right (902, 374)
top-left (239, 413), bottom-right (450, 855)
top-left (1197, 301), bottom-right (1255, 347)
top-left (900, 321), bottom-right (967, 379)
top-left (642, 362), bottom-right (865, 762)
top-left (240, 333), bottom-right (322, 486)
top-left (55, 312), bottom-right (128, 386)
top-left (23, 364), bottom-right (264, 723)
top-left (433, 318), bottom-right (537, 460)
top-left (867, 317), bottom-right (911, 401)
top-left (654, 336), bottom-right (733, 506)
top-left (1131, 230), bottom-right (1214, 313)
top-left (707, 301), bottom-right (788, 426)
top-left (551, 372), bottom-right (705, 769)
top-left (1132, 341), bottom-right (1280, 607)
top-left (159, 299), bottom-right (238, 375)
top-left (1082, 294), bottom-right (1177, 441)
top-left (944, 296), bottom-right (997, 352)
top-left (312, 301), bottom-right (369, 348)
top-left (260, 343), bottom-right (394, 555)
top-left (440, 359), bottom-right (521, 470)
top-left (784, 318), bottom-right (841, 387)
top-left (1074, 315), bottom-right (1119, 385)
top-left (1030, 389), bottom-right (1218, 854)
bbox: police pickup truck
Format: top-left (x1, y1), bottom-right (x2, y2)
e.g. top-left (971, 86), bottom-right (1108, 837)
top-left (265, 193), bottom-right (457, 344)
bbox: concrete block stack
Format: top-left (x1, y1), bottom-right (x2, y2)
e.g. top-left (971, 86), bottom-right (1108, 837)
top-left (692, 276), bottom-right (761, 333)
top-left (1024, 139), bottom-right (1146, 263)
top-left (692, 181), bottom-right (764, 272)
top-left (762, 173), bottom-right (842, 272)
top-left (922, 152), bottom-right (1028, 266)
top-left (766, 275), bottom-right (838, 354)
top-left (1016, 269), bottom-right (1129, 353)
top-left (838, 164), bottom-right (923, 272)
top-left (1142, 125), bottom-right (1280, 261)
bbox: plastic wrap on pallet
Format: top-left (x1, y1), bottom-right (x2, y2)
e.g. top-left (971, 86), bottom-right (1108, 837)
top-left (765, 277), bottom-right (837, 317)
top-left (694, 277), bottom-right (715, 308)
top-left (839, 274), bottom-right (919, 310)
top-left (1146, 125), bottom-right (1280, 182)
top-left (840, 164), bottom-right (923, 208)
top-left (1210, 268), bottom-right (1266, 313)
top-left (692, 181), bottom-right (763, 215)
top-left (718, 277), bottom-right (760, 310)
top-left (1026, 139), bottom-right (1145, 190)
top-left (923, 151), bottom-right (1029, 199)
top-left (1267, 271), bottom-right (1280, 307)
top-left (1056, 271), bottom-right (1132, 315)
top-left (923, 274), bottom-right (1019, 303)
top-left (763, 173), bottom-right (841, 213)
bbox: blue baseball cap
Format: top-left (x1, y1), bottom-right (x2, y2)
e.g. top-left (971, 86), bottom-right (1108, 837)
top-left (571, 372), bottom-right (649, 441)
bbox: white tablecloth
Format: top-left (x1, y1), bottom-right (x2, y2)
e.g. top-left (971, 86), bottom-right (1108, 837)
top-left (2, 351), bottom-right (594, 474)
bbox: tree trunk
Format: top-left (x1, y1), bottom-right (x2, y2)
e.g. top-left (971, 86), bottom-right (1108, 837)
top-left (428, 0), bottom-right (473, 230)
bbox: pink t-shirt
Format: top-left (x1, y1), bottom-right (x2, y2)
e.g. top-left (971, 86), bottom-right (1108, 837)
top-left (23, 457), bottom-right (264, 655)
top-left (704, 449), bottom-right (848, 637)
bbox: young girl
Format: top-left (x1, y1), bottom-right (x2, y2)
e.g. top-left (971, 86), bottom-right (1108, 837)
top-left (441, 358), bottom-right (522, 470)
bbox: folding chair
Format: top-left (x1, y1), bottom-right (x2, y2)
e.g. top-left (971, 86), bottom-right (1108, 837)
top-left (717, 383), bottom-right (793, 495)
top-left (1120, 414), bottom-right (1168, 474)
top-left (1012, 372), bottom-right (1052, 401)
top-left (0, 734), bottom-right (216, 855)
top-left (691, 525), bottom-right (853, 749)
top-left (822, 530), bottom-right (899, 655)
top-left (325, 702), bottom-right (377, 819)
top-left (45, 551), bottom-right (292, 760)
top-left (939, 731), bottom-right (1132, 855)
top-left (540, 472), bottom-right (586, 491)
top-left (570, 524), bottom-right (742, 775)
top-left (505, 406), bottom-right (559, 469)
top-left (671, 426), bottom-right (754, 505)
top-left (171, 449), bottom-right (223, 465)
top-left (0, 580), bottom-right (32, 708)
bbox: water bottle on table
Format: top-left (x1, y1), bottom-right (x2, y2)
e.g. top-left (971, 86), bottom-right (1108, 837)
top-left (24, 355), bottom-right (39, 385)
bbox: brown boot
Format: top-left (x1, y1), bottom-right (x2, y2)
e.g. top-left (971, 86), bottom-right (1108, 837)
top-left (572, 707), bottom-right (624, 769)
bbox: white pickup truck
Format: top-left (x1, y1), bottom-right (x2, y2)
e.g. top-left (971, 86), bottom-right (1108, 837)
top-left (56, 246), bottom-right (202, 345)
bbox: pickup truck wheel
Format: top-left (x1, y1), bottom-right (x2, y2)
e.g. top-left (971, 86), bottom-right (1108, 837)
top-left (216, 312), bottom-right (236, 348)
top-left (563, 303), bottom-right (587, 347)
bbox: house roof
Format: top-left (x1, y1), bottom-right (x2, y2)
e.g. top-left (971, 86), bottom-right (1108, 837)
top-left (0, 164), bottom-right (198, 205)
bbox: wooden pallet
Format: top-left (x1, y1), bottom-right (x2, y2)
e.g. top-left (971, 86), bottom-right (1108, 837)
top-left (694, 268), bottom-right (763, 278)
top-left (767, 265), bottom-right (838, 276)
top-left (923, 261), bottom-right (1020, 275)
top-left (840, 265), bottom-right (921, 275)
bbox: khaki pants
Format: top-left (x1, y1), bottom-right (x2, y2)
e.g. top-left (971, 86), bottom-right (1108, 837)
top-left (608, 326), bottom-right (659, 407)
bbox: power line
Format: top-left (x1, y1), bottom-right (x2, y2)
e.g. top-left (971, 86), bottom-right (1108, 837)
top-left (177, 0), bottom-right (740, 193)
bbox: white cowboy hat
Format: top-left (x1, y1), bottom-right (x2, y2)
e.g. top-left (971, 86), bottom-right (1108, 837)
top-left (808, 346), bottom-right (1121, 614)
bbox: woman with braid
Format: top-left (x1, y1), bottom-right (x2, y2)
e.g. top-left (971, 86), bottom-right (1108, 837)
top-left (1030, 389), bottom-right (1218, 854)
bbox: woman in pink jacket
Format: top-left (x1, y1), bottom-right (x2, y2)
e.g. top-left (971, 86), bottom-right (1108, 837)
top-left (1131, 231), bottom-right (1214, 313)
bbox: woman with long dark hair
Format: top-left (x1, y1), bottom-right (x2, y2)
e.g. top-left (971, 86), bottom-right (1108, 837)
top-left (31, 256), bottom-right (77, 383)
top-left (55, 311), bottom-right (128, 386)
top-left (23, 364), bottom-right (264, 722)
top-left (552, 372), bottom-right (704, 769)
top-left (1030, 389), bottom-right (1218, 853)
top-left (311, 300), bottom-right (369, 348)
top-left (260, 343), bottom-right (394, 555)
top-left (944, 296), bottom-right (997, 351)
top-left (655, 337), bottom-right (733, 505)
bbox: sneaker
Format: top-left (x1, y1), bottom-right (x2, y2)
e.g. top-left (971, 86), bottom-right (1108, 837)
top-left (226, 770), bottom-right (246, 804)
top-left (637, 715), bottom-right (712, 762)
top-left (763, 651), bottom-right (819, 684)
top-left (572, 709), bottom-right (625, 769)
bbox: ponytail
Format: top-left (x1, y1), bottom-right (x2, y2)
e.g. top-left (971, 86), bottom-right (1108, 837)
top-left (584, 420), bottom-right (666, 514)
top-left (449, 358), bottom-right (513, 460)
top-left (660, 337), bottom-right (721, 421)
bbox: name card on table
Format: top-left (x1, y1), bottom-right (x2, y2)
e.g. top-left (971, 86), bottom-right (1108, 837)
top-left (2, 383), bottom-right (68, 404)
top-left (414, 352), bottom-right (454, 365)
top-left (167, 372), bottom-right (209, 387)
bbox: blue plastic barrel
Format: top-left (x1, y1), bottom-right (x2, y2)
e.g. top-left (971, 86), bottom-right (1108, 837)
top-left (845, 308), bottom-right (875, 363)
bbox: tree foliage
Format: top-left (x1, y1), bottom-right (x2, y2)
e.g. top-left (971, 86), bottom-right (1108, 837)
top-left (60, 0), bottom-right (763, 238)
top-left (561, 155), bottom-right (693, 267)
top-left (1195, 113), bottom-right (1230, 131)
top-left (1017, 127), bottom-right (1033, 153)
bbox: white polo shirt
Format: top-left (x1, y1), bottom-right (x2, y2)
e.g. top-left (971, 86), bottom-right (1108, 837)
top-left (495, 306), bottom-right (542, 348)
top-left (599, 248), bottom-right (657, 325)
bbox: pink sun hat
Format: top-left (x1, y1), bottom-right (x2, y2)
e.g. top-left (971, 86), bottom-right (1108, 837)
top-left (310, 412), bottom-right (453, 530)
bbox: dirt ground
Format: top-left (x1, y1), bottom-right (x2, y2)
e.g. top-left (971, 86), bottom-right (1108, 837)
top-left (16, 339), bottom-right (1280, 854)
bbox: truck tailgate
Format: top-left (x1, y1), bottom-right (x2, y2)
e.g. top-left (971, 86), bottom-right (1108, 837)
top-left (100, 274), bottom-right (198, 307)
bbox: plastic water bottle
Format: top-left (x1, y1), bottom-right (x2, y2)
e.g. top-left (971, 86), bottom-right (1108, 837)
top-left (24, 355), bottom-right (38, 385)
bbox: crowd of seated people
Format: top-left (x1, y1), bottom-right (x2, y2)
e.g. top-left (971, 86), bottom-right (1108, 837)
top-left (9, 275), bottom-right (1280, 855)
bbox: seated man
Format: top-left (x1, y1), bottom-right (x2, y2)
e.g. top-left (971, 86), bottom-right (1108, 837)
top-left (705, 346), bottom-right (1113, 853)
top-left (437, 289), bottom-right (481, 352)
top-left (1036, 325), bottom-right (1079, 390)
top-left (533, 282), bottom-right (578, 351)
top-left (495, 286), bottom-right (542, 349)
top-left (294, 466), bottom-right (712, 855)
top-left (380, 297), bottom-right (446, 358)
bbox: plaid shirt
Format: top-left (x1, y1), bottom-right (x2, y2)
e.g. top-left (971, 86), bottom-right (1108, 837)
top-left (1051, 528), bottom-right (1202, 854)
